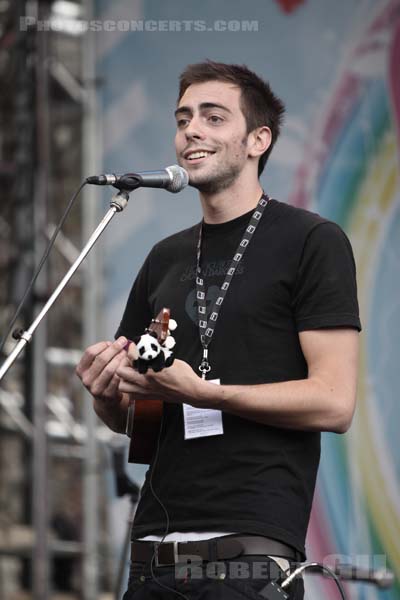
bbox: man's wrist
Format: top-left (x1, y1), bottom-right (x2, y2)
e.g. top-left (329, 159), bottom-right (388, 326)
top-left (93, 394), bottom-right (128, 434)
top-left (194, 379), bottom-right (227, 410)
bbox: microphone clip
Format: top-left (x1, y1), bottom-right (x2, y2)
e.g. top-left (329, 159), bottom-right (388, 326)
top-left (86, 173), bottom-right (140, 190)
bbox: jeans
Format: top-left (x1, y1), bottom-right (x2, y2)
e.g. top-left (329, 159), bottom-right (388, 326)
top-left (123, 555), bottom-right (304, 599)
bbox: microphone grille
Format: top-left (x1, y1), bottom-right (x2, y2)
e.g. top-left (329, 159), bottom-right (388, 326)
top-left (165, 165), bottom-right (189, 193)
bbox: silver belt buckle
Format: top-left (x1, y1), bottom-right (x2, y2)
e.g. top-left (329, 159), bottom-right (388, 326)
top-left (268, 555), bottom-right (290, 574)
top-left (154, 541), bottom-right (179, 567)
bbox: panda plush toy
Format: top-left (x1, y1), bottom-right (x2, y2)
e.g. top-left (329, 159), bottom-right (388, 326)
top-left (132, 319), bottom-right (177, 374)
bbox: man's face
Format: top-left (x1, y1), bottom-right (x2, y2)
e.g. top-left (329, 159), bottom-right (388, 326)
top-left (174, 81), bottom-right (251, 194)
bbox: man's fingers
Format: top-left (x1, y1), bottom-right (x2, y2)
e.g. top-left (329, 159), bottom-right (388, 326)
top-left (102, 373), bottom-right (122, 400)
top-left (76, 341), bottom-right (109, 376)
top-left (118, 381), bottom-right (148, 396)
top-left (90, 337), bottom-right (128, 380)
top-left (89, 351), bottom-right (128, 396)
top-left (116, 364), bottom-right (144, 383)
top-left (117, 365), bottom-right (151, 391)
top-left (76, 338), bottom-right (132, 401)
top-left (127, 342), bottom-right (139, 362)
top-left (76, 337), bottom-right (128, 380)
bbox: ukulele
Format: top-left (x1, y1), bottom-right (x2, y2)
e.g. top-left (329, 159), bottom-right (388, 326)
top-left (126, 308), bottom-right (171, 464)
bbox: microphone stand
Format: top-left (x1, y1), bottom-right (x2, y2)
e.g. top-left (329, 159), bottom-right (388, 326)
top-left (0, 189), bottom-right (130, 382)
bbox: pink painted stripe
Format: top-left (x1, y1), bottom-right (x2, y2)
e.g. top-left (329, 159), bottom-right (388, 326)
top-left (288, 0), bottom-right (400, 209)
top-left (307, 490), bottom-right (340, 598)
top-left (388, 20), bottom-right (400, 164)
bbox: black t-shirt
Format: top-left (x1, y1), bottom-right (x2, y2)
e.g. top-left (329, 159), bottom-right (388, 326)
top-left (116, 199), bottom-right (361, 557)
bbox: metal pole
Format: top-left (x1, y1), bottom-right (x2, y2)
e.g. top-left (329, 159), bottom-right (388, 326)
top-left (0, 203), bottom-right (125, 382)
top-left (12, 4), bottom-right (37, 590)
top-left (81, 1), bottom-right (102, 597)
top-left (32, 1), bottom-right (51, 597)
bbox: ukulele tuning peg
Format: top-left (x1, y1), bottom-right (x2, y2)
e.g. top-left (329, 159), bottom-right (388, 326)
top-left (164, 335), bottom-right (176, 350)
top-left (168, 319), bottom-right (177, 331)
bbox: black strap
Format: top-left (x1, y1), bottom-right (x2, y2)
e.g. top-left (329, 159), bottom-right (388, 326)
top-left (195, 193), bottom-right (270, 378)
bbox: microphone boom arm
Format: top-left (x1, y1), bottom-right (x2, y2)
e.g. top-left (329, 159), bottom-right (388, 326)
top-left (0, 190), bottom-right (130, 381)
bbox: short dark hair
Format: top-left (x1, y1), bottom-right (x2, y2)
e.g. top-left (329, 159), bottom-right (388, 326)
top-left (178, 60), bottom-right (285, 176)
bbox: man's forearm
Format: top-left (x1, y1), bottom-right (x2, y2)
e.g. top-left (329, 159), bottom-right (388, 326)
top-left (116, 329), bottom-right (359, 435)
top-left (199, 376), bottom-right (356, 434)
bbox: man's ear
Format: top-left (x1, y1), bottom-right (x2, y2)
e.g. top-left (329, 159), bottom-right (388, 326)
top-left (248, 126), bottom-right (272, 159)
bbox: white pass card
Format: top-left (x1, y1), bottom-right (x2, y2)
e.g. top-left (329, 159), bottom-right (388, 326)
top-left (183, 379), bottom-right (223, 440)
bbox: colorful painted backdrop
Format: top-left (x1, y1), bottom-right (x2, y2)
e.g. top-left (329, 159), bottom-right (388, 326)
top-left (95, 1), bottom-right (400, 597)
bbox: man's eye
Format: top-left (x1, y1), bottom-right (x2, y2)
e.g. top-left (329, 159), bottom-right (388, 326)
top-left (209, 115), bottom-right (223, 124)
top-left (177, 118), bottom-right (189, 128)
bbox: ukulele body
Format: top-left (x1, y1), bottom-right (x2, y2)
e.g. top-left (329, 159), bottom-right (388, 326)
top-left (127, 399), bottom-right (163, 464)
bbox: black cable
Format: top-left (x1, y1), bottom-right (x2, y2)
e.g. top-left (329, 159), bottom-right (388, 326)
top-left (319, 564), bottom-right (347, 600)
top-left (281, 562), bottom-right (347, 600)
top-left (0, 180), bottom-right (87, 355)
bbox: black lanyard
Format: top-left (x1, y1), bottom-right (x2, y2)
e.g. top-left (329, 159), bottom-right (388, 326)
top-left (195, 193), bottom-right (270, 378)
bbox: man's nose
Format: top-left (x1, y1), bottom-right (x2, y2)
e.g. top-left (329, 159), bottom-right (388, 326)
top-left (185, 116), bottom-right (205, 140)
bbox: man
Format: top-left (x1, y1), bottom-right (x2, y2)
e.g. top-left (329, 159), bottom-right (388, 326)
top-left (76, 61), bottom-right (361, 599)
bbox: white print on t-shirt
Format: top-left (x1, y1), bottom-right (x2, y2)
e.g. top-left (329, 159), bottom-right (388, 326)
top-left (183, 379), bottom-right (223, 440)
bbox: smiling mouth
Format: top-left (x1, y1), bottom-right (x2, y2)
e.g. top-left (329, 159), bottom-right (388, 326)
top-left (184, 150), bottom-right (215, 161)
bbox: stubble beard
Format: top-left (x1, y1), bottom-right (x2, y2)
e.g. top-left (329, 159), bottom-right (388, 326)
top-left (182, 136), bottom-right (249, 195)
top-left (189, 162), bottom-right (243, 194)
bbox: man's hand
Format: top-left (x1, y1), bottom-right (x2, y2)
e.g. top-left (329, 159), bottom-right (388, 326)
top-left (117, 350), bottom-right (205, 408)
top-left (118, 328), bottom-right (359, 434)
top-left (116, 328), bottom-right (359, 434)
top-left (76, 336), bottom-right (138, 432)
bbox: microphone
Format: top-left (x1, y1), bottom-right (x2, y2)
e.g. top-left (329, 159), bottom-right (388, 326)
top-left (86, 164), bottom-right (189, 193)
top-left (332, 563), bottom-right (395, 589)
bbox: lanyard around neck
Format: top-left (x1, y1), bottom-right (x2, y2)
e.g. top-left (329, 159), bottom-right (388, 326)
top-left (195, 193), bottom-right (270, 378)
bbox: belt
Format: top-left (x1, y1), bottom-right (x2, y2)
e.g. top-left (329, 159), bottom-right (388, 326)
top-left (131, 535), bottom-right (299, 567)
